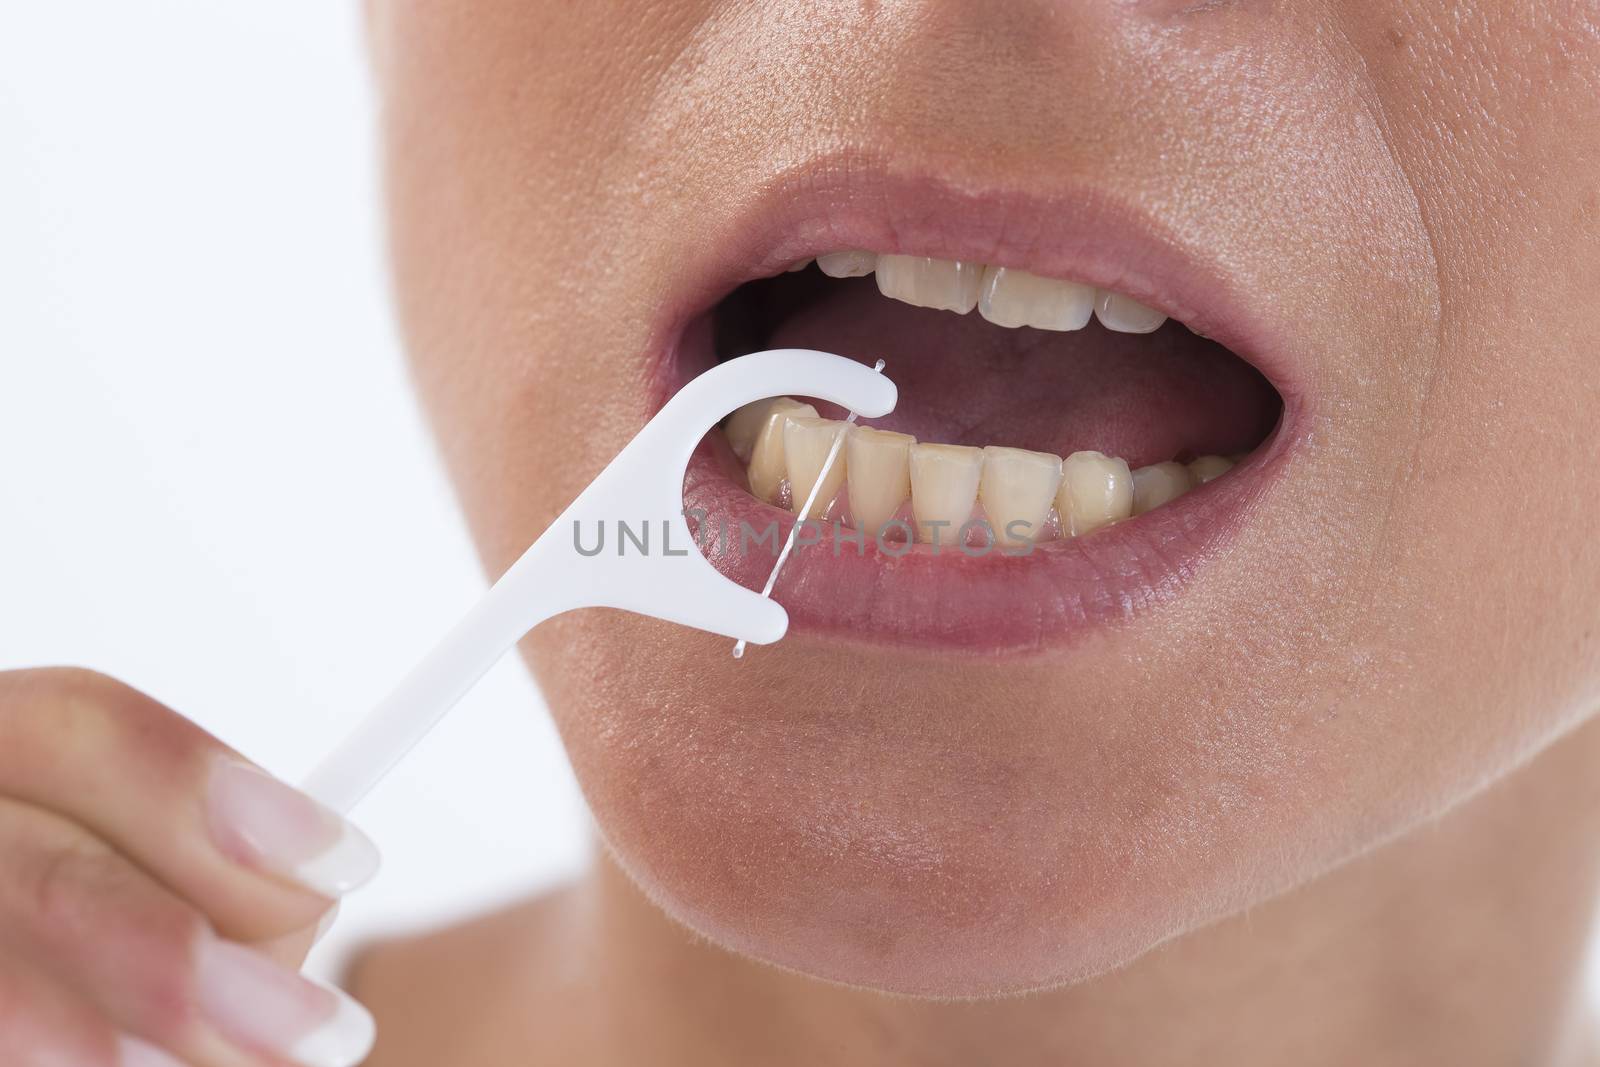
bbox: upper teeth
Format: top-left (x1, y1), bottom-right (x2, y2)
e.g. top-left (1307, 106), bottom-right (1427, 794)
top-left (876, 255), bottom-right (984, 315)
top-left (809, 251), bottom-right (1166, 334)
top-left (979, 266), bottom-right (1094, 332)
top-left (814, 250), bottom-right (877, 278)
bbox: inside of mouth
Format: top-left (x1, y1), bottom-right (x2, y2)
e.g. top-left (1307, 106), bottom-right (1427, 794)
top-left (696, 254), bottom-right (1283, 544)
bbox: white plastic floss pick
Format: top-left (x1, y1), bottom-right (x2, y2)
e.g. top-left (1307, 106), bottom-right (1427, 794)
top-left (301, 349), bottom-right (896, 816)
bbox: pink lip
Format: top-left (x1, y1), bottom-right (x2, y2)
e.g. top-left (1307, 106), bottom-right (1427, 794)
top-left (686, 428), bottom-right (1286, 653)
top-left (650, 162), bottom-right (1308, 652)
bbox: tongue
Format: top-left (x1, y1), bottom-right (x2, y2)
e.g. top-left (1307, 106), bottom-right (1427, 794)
top-left (764, 277), bottom-right (1278, 467)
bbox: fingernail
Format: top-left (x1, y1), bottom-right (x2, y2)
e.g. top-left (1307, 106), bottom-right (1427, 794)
top-left (196, 937), bottom-right (376, 1067)
top-left (118, 1035), bottom-right (190, 1067)
top-left (314, 901), bottom-right (342, 945)
top-left (207, 759), bottom-right (380, 897)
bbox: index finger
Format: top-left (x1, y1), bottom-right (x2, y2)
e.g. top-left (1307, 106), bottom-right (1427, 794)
top-left (0, 668), bottom-right (379, 943)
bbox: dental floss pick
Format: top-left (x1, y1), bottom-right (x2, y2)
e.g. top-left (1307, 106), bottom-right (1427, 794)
top-left (301, 351), bottom-right (896, 816)
top-left (732, 358), bottom-right (886, 659)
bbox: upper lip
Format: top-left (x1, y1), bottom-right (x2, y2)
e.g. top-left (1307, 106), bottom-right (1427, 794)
top-left (648, 153), bottom-right (1307, 652)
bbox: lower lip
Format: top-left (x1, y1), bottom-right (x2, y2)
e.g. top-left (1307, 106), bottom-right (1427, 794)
top-left (683, 418), bottom-right (1291, 654)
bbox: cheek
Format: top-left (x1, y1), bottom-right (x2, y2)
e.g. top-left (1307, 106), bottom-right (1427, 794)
top-left (1356, 337), bottom-right (1600, 748)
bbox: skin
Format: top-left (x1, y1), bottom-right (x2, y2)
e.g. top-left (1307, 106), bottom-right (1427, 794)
top-left (0, 669), bottom-right (335, 1066)
top-left (360, 0), bottom-right (1600, 1060)
top-left (1, 1), bottom-right (1596, 1065)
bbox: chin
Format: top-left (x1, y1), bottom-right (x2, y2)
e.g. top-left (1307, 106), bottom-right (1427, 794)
top-left (533, 609), bottom-right (1407, 998)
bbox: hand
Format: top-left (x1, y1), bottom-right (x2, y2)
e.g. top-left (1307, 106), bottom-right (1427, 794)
top-left (0, 668), bottom-right (380, 1067)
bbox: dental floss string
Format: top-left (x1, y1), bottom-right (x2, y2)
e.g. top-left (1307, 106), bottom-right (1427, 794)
top-left (732, 358), bottom-right (887, 659)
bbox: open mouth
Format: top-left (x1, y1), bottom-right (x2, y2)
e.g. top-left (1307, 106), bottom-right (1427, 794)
top-left (719, 254), bottom-right (1280, 530)
top-left (660, 185), bottom-right (1300, 653)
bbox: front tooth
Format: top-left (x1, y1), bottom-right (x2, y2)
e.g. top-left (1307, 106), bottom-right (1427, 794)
top-left (1188, 454), bottom-right (1234, 484)
top-left (1131, 461), bottom-right (1193, 514)
top-left (1057, 451), bottom-right (1134, 535)
top-left (726, 396), bottom-right (812, 462)
top-left (785, 259), bottom-right (812, 272)
top-left (783, 416), bottom-right (851, 520)
top-left (1095, 290), bottom-right (1168, 333)
top-left (909, 443), bottom-right (984, 544)
top-left (846, 426), bottom-right (915, 536)
top-left (977, 267), bottom-right (1095, 331)
top-left (876, 255), bottom-right (983, 314)
top-left (745, 399), bottom-right (819, 502)
top-left (979, 446), bottom-right (1062, 546)
top-left (816, 250), bottom-right (877, 278)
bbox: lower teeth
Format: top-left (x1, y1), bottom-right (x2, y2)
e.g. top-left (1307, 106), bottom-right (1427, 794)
top-left (725, 397), bottom-right (1234, 545)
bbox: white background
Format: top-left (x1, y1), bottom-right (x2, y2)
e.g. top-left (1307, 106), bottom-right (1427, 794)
top-left (0, 2), bottom-right (589, 982)
top-left (2, 0), bottom-right (1595, 1007)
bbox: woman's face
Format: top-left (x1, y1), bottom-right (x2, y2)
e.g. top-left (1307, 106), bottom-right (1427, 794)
top-left (373, 1), bottom-right (1600, 995)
